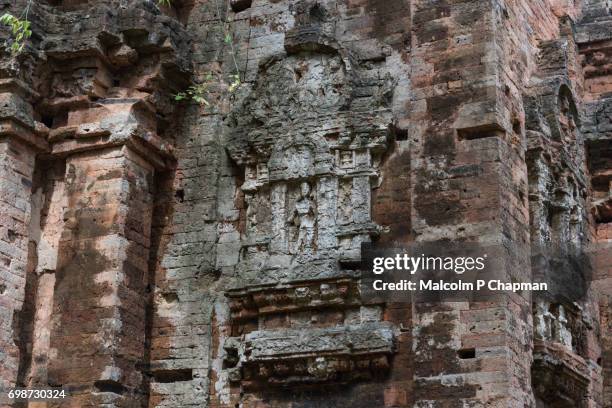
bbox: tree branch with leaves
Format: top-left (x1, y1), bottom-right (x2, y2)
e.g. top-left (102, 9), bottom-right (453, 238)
top-left (174, 0), bottom-right (242, 107)
top-left (0, 0), bottom-right (33, 54)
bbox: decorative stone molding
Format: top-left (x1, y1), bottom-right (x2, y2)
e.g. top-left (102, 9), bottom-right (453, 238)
top-left (226, 278), bottom-right (361, 322)
top-left (532, 340), bottom-right (591, 406)
top-left (24, 0), bottom-right (192, 168)
top-left (0, 80), bottom-right (48, 152)
top-left (525, 79), bottom-right (590, 252)
top-left (225, 27), bottom-right (394, 268)
top-left (224, 322), bottom-right (395, 388)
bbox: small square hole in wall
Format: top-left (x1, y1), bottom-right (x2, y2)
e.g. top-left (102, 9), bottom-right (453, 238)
top-left (391, 125), bottom-right (408, 141)
top-left (230, 0), bottom-right (252, 12)
top-left (457, 124), bottom-right (505, 141)
top-left (175, 189), bottom-right (185, 203)
top-left (41, 115), bottom-right (54, 128)
top-left (93, 380), bottom-right (126, 395)
top-left (151, 369), bottom-right (193, 383)
top-left (458, 348), bottom-right (476, 359)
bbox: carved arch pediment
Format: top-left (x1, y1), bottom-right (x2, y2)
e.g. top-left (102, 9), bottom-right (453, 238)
top-left (225, 36), bottom-right (393, 168)
top-left (525, 80), bottom-right (581, 144)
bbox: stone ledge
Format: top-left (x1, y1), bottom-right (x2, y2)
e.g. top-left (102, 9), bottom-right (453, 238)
top-left (576, 21), bottom-right (612, 44)
top-left (227, 277), bottom-right (361, 320)
top-left (47, 100), bottom-right (175, 169)
top-left (532, 340), bottom-right (591, 405)
top-left (233, 254), bottom-right (360, 288)
top-left (0, 119), bottom-right (49, 152)
top-left (244, 322), bottom-right (395, 359)
top-left (224, 322), bottom-right (395, 387)
top-left (38, 0), bottom-right (191, 71)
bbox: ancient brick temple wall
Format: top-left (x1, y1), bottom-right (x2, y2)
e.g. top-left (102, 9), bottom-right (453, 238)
top-left (0, 0), bottom-right (610, 407)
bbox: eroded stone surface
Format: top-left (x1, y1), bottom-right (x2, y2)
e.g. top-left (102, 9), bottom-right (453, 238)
top-left (0, 0), bottom-right (610, 407)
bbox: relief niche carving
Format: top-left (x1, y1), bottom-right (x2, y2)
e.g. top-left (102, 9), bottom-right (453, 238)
top-left (221, 0), bottom-right (398, 388)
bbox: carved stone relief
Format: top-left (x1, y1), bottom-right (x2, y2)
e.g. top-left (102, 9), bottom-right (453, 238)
top-left (526, 81), bottom-right (593, 407)
top-left (222, 1), bottom-right (396, 387)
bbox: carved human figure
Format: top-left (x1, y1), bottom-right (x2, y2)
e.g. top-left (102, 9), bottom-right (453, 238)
top-left (554, 305), bottom-right (573, 349)
top-left (559, 97), bottom-right (576, 144)
top-left (287, 182), bottom-right (316, 253)
top-left (245, 193), bottom-right (257, 233)
top-left (535, 301), bottom-right (553, 340)
top-left (340, 151), bottom-right (353, 168)
top-left (551, 173), bottom-right (571, 243)
top-left (257, 163), bottom-right (269, 181)
top-left (246, 166), bottom-right (256, 181)
top-left (308, 357), bottom-right (335, 380)
top-left (567, 179), bottom-right (585, 244)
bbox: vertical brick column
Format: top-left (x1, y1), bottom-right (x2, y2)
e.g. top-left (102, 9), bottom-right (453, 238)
top-left (409, 0), bottom-right (534, 406)
top-left (0, 87), bottom-right (47, 394)
top-left (0, 138), bottom-right (37, 391)
top-left (47, 146), bottom-right (155, 406)
top-left (411, 137), bottom-right (532, 407)
top-left (593, 208), bottom-right (612, 407)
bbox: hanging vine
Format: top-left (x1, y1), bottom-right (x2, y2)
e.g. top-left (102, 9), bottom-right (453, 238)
top-left (174, 0), bottom-right (242, 107)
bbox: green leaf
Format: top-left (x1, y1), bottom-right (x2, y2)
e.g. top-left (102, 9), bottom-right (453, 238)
top-left (227, 72), bottom-right (241, 93)
top-left (0, 12), bottom-right (32, 55)
top-left (224, 33), bottom-right (232, 44)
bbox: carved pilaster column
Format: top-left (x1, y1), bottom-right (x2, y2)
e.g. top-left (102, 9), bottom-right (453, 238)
top-left (41, 75), bottom-right (181, 408)
top-left (0, 81), bottom-right (47, 391)
top-left (0, 1), bottom-right (193, 404)
top-left (47, 142), bottom-right (157, 406)
top-left (42, 59), bottom-right (186, 408)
